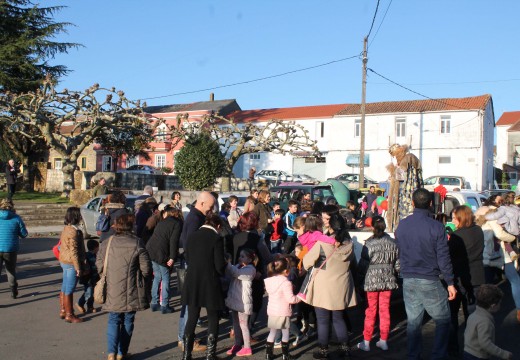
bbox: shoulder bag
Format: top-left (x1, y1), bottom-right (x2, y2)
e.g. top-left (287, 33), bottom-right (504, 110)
top-left (94, 236), bottom-right (114, 304)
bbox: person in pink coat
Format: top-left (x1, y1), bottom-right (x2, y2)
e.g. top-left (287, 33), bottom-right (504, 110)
top-left (264, 256), bottom-right (300, 360)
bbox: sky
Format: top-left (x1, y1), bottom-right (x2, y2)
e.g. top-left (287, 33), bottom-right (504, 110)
top-left (48, 0), bottom-right (520, 119)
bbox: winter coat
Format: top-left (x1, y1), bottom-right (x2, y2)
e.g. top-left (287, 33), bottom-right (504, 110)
top-left (298, 231), bottom-right (336, 251)
top-left (99, 203), bottom-right (128, 242)
top-left (450, 225), bottom-right (485, 286)
top-left (5, 164), bottom-right (17, 185)
top-left (179, 206), bottom-right (206, 249)
top-left (264, 275), bottom-right (299, 317)
top-left (0, 210), bottom-right (27, 252)
top-left (478, 205), bottom-right (516, 268)
top-left (228, 208), bottom-right (242, 230)
top-left (232, 231), bottom-right (272, 274)
top-left (146, 216), bottom-right (182, 266)
top-left (484, 205), bottom-right (520, 236)
top-left (303, 240), bottom-right (358, 310)
top-left (141, 212), bottom-right (162, 244)
top-left (357, 233), bottom-right (400, 292)
top-left (182, 226), bottom-right (227, 310)
top-left (59, 225), bottom-right (87, 272)
top-left (96, 233), bottom-right (152, 312)
top-left (253, 202), bottom-right (272, 232)
top-left (225, 263), bottom-right (256, 314)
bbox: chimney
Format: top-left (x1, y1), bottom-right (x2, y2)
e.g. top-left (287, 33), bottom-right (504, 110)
top-left (209, 93), bottom-right (214, 102)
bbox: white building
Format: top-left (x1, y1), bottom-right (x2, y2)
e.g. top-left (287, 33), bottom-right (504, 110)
top-left (495, 111), bottom-right (520, 185)
top-left (231, 95), bottom-right (495, 191)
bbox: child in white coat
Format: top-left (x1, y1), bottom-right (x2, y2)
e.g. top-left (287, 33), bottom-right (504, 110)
top-left (225, 249), bottom-right (257, 357)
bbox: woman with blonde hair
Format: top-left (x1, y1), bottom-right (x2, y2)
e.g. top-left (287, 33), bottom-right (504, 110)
top-left (253, 190), bottom-right (273, 239)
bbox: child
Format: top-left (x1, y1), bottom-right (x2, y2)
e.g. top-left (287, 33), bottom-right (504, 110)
top-left (225, 249), bottom-right (257, 357)
top-left (463, 284), bottom-right (513, 360)
top-left (295, 215), bottom-right (336, 301)
top-left (356, 216), bottom-right (400, 352)
top-left (270, 209), bottom-right (285, 254)
top-left (271, 202), bottom-right (281, 217)
top-left (75, 239), bottom-right (100, 314)
top-left (283, 200), bottom-right (298, 254)
top-left (264, 257), bottom-right (300, 360)
top-left (485, 205), bottom-right (519, 261)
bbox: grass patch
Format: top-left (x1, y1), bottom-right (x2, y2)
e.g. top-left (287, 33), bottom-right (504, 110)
top-left (0, 191), bottom-right (70, 203)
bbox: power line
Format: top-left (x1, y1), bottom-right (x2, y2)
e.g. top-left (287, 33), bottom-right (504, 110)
top-left (369, 78), bottom-right (520, 86)
top-left (369, 0), bottom-right (393, 48)
top-left (366, 0), bottom-right (381, 39)
top-left (140, 54), bottom-right (361, 101)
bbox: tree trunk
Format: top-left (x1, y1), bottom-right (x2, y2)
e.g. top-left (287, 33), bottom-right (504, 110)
top-left (221, 176), bottom-right (231, 192)
top-left (21, 156), bottom-right (31, 191)
top-left (61, 159), bottom-right (76, 197)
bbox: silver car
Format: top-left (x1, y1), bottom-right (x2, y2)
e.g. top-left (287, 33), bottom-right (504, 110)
top-left (80, 194), bottom-right (138, 238)
top-left (118, 165), bottom-right (164, 175)
top-left (255, 170), bottom-right (293, 182)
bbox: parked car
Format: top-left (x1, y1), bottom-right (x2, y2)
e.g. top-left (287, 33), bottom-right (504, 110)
top-left (423, 175), bottom-right (469, 191)
top-left (439, 190), bottom-right (487, 220)
top-left (255, 170), bottom-right (293, 182)
top-left (328, 173), bottom-right (379, 190)
top-left (80, 194), bottom-right (138, 238)
top-left (118, 165), bottom-right (164, 175)
top-left (270, 180), bottom-right (351, 210)
top-left (292, 173), bottom-right (319, 183)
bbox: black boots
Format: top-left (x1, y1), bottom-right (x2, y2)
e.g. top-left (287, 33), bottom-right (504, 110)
top-left (340, 343), bottom-right (351, 359)
top-left (181, 334), bottom-right (195, 360)
top-left (313, 345), bottom-right (328, 359)
top-left (205, 334), bottom-right (220, 360)
top-left (281, 341), bottom-right (292, 360)
top-left (265, 341), bottom-right (274, 360)
top-left (10, 284), bottom-right (18, 299)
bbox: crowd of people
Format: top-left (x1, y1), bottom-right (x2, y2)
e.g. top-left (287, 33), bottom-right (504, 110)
top-left (0, 184), bottom-right (518, 360)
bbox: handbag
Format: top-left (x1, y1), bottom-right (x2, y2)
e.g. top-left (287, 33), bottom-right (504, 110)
top-left (299, 245), bottom-right (337, 296)
top-left (52, 239), bottom-right (61, 260)
top-left (96, 212), bottom-right (111, 234)
top-left (94, 236), bottom-right (114, 304)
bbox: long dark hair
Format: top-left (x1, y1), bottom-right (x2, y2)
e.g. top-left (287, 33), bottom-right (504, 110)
top-left (64, 207), bottom-right (82, 226)
top-left (371, 216), bottom-right (386, 238)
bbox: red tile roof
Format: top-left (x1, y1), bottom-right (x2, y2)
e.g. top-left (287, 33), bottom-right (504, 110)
top-left (337, 95), bottom-right (491, 116)
top-left (227, 104), bottom-right (348, 122)
top-left (497, 111), bottom-right (520, 126)
top-left (507, 120), bottom-right (520, 132)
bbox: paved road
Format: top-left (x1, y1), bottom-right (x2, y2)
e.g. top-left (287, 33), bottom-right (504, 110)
top-left (1, 236), bottom-right (519, 360)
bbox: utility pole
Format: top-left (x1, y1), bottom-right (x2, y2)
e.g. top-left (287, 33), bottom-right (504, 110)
top-left (359, 36), bottom-right (368, 189)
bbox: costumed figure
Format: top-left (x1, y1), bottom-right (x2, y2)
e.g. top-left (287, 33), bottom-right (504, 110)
top-left (386, 144), bottom-right (424, 232)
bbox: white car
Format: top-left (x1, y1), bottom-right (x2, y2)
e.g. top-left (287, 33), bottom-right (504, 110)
top-left (255, 170), bottom-right (293, 182)
top-left (118, 165), bottom-right (164, 175)
top-left (80, 194), bottom-right (138, 238)
top-left (423, 176), bottom-right (469, 191)
top-left (292, 174), bottom-right (319, 183)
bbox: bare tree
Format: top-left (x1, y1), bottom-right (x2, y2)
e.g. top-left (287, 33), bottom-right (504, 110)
top-left (0, 78), bottom-right (154, 196)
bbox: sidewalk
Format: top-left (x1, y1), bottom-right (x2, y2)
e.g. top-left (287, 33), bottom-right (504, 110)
top-left (26, 225), bottom-right (64, 236)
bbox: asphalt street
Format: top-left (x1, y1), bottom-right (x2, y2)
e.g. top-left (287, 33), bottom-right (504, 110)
top-left (0, 236), bottom-right (519, 360)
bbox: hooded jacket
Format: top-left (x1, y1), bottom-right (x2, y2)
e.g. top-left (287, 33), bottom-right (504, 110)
top-left (264, 274), bottom-right (299, 317)
top-left (225, 263), bottom-right (256, 315)
top-left (0, 210), bottom-right (28, 252)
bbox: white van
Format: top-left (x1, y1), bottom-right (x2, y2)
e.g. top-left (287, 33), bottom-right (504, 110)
top-left (424, 176), bottom-right (470, 191)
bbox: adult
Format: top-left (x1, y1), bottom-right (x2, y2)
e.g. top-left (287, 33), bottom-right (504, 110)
top-left (140, 202), bottom-right (161, 244)
top-left (364, 186), bottom-right (378, 217)
top-left (96, 214), bottom-right (152, 360)
top-left (170, 191), bottom-right (182, 211)
top-left (302, 220), bottom-right (357, 359)
top-left (477, 197), bottom-right (520, 322)
top-left (92, 177), bottom-right (108, 197)
top-left (243, 189), bottom-right (258, 214)
top-left (252, 190), bottom-right (273, 238)
top-left (177, 191), bottom-right (215, 352)
top-left (99, 191), bottom-right (129, 242)
top-left (321, 204), bottom-right (340, 236)
top-left (0, 199), bottom-right (27, 299)
top-left (395, 188), bottom-right (456, 360)
top-left (146, 206), bottom-right (182, 314)
top-left (447, 205), bottom-right (484, 355)
top-left (181, 214), bottom-right (227, 360)
top-left (227, 195), bottom-right (243, 231)
top-left (5, 159), bottom-right (18, 201)
top-left (134, 185), bottom-right (154, 212)
top-left (135, 197), bottom-right (157, 238)
top-left (248, 166), bottom-right (256, 181)
top-left (58, 207), bottom-right (87, 323)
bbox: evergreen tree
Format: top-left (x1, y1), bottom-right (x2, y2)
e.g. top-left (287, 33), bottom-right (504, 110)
top-left (0, 0), bottom-right (81, 93)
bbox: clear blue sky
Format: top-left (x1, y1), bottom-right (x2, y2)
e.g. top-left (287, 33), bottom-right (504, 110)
top-left (49, 0), bottom-right (520, 118)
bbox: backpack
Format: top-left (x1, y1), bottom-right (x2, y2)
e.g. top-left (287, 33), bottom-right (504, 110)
top-left (52, 239), bottom-right (61, 260)
top-left (96, 213), bottom-right (111, 233)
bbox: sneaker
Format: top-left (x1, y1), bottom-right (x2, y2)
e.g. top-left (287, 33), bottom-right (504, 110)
top-left (75, 303), bottom-right (86, 314)
top-left (357, 341), bottom-right (370, 352)
top-left (292, 334), bottom-right (307, 346)
top-left (274, 341), bottom-right (282, 349)
top-left (161, 305), bottom-right (174, 314)
top-left (226, 345), bottom-right (242, 355)
top-left (300, 319), bottom-right (307, 333)
top-left (193, 340), bottom-right (207, 352)
top-left (236, 347), bottom-right (252, 356)
top-left (296, 292), bottom-right (307, 301)
top-left (150, 304), bottom-right (160, 312)
top-left (376, 340), bottom-right (388, 351)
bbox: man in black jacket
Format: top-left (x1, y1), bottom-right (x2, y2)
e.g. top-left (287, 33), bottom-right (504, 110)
top-left (5, 160), bottom-right (18, 201)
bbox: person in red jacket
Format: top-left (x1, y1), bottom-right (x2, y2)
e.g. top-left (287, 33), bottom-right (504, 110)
top-left (270, 209), bottom-right (285, 254)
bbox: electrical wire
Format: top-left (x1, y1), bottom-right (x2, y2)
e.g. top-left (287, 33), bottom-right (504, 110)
top-left (368, 0), bottom-right (392, 48)
top-left (140, 54), bottom-right (361, 101)
top-left (369, 78), bottom-right (520, 86)
top-left (366, 0), bottom-right (381, 39)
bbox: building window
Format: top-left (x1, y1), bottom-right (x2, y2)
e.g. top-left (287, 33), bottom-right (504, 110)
top-left (126, 157), bottom-right (138, 168)
top-left (440, 115), bottom-right (451, 134)
top-left (80, 157), bottom-right (87, 169)
top-left (305, 157), bottom-right (326, 163)
top-left (54, 158), bottom-right (62, 170)
top-left (102, 156), bottom-right (112, 171)
top-left (155, 154), bottom-right (166, 168)
top-left (439, 156), bottom-right (451, 164)
top-left (316, 121), bottom-right (324, 138)
top-left (155, 129), bottom-right (167, 141)
top-left (354, 119), bottom-right (361, 137)
top-left (395, 117), bottom-right (406, 138)
top-left (249, 154), bottom-right (260, 160)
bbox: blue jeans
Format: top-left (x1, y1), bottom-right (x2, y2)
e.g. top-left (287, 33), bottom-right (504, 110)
top-left (178, 260), bottom-right (187, 341)
top-left (315, 307), bottom-right (348, 346)
top-left (403, 278), bottom-right (451, 360)
top-left (504, 262), bottom-right (520, 309)
top-left (78, 284), bottom-right (93, 308)
top-left (270, 239), bottom-right (282, 254)
top-left (60, 263), bottom-right (78, 295)
top-left (107, 312), bottom-right (136, 356)
top-left (152, 262), bottom-right (170, 306)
